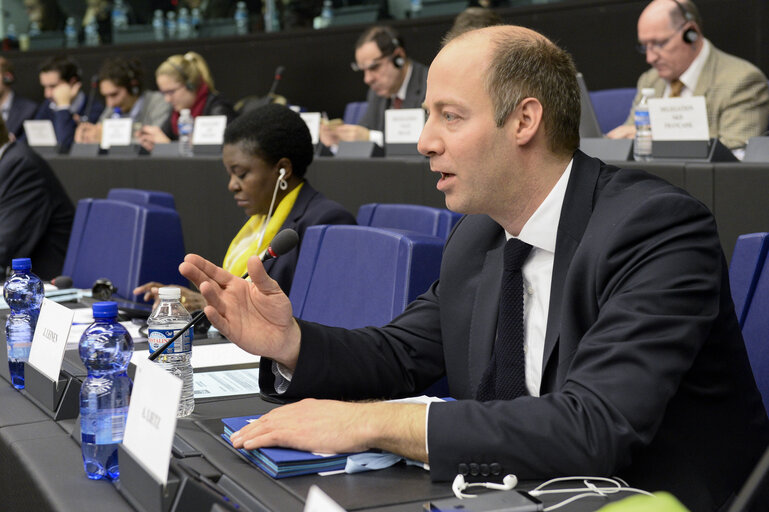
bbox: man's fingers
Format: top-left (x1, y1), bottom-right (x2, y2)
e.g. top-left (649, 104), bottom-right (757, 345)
top-left (247, 256), bottom-right (283, 296)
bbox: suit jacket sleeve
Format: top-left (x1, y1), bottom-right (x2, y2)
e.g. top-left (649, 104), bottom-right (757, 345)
top-left (705, 64), bottom-right (769, 149)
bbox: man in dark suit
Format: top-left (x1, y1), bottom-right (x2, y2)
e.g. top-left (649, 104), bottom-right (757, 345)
top-left (181, 26), bottom-right (769, 511)
top-left (26, 55), bottom-right (103, 152)
top-left (0, 57), bottom-right (38, 140)
top-left (0, 117), bottom-right (74, 280)
top-left (319, 25), bottom-right (427, 148)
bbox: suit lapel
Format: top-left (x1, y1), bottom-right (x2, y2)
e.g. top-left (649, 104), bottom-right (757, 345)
top-left (468, 228), bottom-right (506, 394)
top-left (692, 45), bottom-right (717, 97)
top-left (540, 151), bottom-right (601, 390)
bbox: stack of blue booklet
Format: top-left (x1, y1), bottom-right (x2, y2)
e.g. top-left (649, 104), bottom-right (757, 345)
top-left (221, 415), bottom-right (353, 478)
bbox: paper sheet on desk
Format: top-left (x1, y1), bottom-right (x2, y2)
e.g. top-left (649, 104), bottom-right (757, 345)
top-left (131, 342), bottom-right (260, 369)
top-left (65, 308), bottom-right (145, 347)
top-left (194, 368), bottom-right (260, 399)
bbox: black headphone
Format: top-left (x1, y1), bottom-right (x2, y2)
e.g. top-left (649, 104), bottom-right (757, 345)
top-left (167, 60), bottom-right (195, 91)
top-left (390, 37), bottom-right (405, 69)
top-left (125, 63), bottom-right (140, 96)
top-left (671, 0), bottom-right (699, 44)
top-left (2, 71), bottom-right (13, 85)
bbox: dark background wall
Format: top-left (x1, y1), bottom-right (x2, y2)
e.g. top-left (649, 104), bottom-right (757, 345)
top-left (5, 0), bottom-right (767, 119)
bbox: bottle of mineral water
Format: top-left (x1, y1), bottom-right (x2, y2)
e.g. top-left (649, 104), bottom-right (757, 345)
top-left (4, 258), bottom-right (44, 390)
top-left (633, 87), bottom-right (655, 161)
top-left (79, 301), bottom-right (133, 480)
top-left (178, 108), bottom-right (194, 157)
top-left (147, 287), bottom-right (194, 417)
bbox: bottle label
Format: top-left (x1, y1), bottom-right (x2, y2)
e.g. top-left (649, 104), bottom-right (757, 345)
top-left (81, 407), bottom-right (128, 444)
top-left (148, 327), bottom-right (193, 354)
top-left (634, 110), bottom-right (650, 126)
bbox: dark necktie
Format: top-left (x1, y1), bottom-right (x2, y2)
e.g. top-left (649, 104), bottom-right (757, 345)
top-left (476, 238), bottom-right (532, 402)
top-left (392, 97), bottom-right (403, 109)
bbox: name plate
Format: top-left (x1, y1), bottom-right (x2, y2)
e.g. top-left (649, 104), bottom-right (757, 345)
top-left (385, 108), bottom-right (425, 144)
top-left (102, 118), bottom-right (133, 148)
top-left (192, 115), bottom-right (227, 145)
top-left (23, 120), bottom-right (57, 146)
top-left (123, 358), bottom-right (182, 485)
top-left (649, 96), bottom-right (709, 141)
top-left (300, 112), bottom-right (321, 145)
top-left (28, 299), bottom-right (75, 382)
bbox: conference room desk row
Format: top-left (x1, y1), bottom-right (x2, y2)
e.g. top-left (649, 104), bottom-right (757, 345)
top-left (0, 328), bottom-right (636, 512)
top-left (47, 155), bottom-right (769, 264)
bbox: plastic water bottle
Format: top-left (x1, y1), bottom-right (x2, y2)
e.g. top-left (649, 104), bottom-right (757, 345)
top-left (65, 17), bottom-right (78, 47)
top-left (263, 0), bottom-right (279, 33)
top-left (148, 288), bottom-right (194, 417)
top-left (110, 107), bottom-right (122, 119)
top-left (79, 302), bottom-right (133, 480)
top-left (166, 11), bottom-right (177, 40)
top-left (28, 21), bottom-right (41, 38)
top-left (409, 0), bottom-right (422, 18)
top-left (112, 0), bottom-right (128, 31)
top-left (177, 109), bottom-right (194, 157)
top-left (152, 10), bottom-right (165, 41)
top-left (633, 87), bottom-right (655, 161)
top-left (190, 8), bottom-right (202, 37)
top-left (234, 1), bottom-right (249, 35)
top-left (3, 258), bottom-right (44, 390)
top-left (84, 18), bottom-right (100, 46)
top-left (319, 0), bottom-right (333, 28)
top-left (178, 7), bottom-right (191, 39)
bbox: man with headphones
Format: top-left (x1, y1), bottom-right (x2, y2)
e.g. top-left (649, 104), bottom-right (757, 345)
top-left (27, 55), bottom-right (104, 152)
top-left (74, 57), bottom-right (171, 145)
top-left (0, 57), bottom-right (37, 141)
top-left (607, 0), bottom-right (769, 151)
top-left (319, 25), bottom-right (428, 148)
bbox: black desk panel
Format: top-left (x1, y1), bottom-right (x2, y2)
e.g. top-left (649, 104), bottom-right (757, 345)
top-left (47, 156), bottom-right (769, 269)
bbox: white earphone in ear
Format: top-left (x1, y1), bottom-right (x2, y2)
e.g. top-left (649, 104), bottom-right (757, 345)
top-left (278, 168), bottom-right (288, 190)
top-left (452, 473), bottom-right (518, 499)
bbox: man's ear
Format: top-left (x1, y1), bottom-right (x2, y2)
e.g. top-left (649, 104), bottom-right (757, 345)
top-left (512, 97), bottom-right (543, 146)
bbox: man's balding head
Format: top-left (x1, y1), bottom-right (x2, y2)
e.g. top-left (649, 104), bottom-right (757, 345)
top-left (637, 0), bottom-right (703, 81)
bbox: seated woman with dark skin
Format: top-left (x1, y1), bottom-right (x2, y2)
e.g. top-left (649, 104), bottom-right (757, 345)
top-left (134, 104), bottom-right (356, 309)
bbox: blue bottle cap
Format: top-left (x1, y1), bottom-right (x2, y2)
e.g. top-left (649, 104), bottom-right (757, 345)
top-left (92, 301), bottom-right (118, 318)
top-left (11, 258), bottom-right (31, 270)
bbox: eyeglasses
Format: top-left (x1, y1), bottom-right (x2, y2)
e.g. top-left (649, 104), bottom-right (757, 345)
top-left (635, 23), bottom-right (686, 54)
top-left (350, 53), bottom-right (393, 73)
top-left (159, 84), bottom-right (184, 97)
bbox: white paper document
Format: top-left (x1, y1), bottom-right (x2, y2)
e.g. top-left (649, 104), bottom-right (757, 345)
top-left (193, 367), bottom-right (260, 399)
top-left (132, 342), bottom-right (260, 369)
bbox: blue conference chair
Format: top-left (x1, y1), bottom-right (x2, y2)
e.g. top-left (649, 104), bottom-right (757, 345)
top-left (729, 233), bottom-right (769, 327)
top-left (342, 101), bottom-right (368, 125)
top-left (588, 87), bottom-right (637, 134)
top-left (740, 247), bottom-right (769, 415)
top-left (107, 188), bottom-right (176, 210)
top-left (62, 199), bottom-right (187, 300)
top-left (357, 203), bottom-right (462, 241)
top-left (289, 225), bottom-right (444, 329)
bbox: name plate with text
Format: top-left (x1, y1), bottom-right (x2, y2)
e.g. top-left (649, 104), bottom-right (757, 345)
top-left (123, 358), bottom-right (182, 485)
top-left (300, 112), bottom-right (321, 145)
top-left (28, 299), bottom-right (75, 382)
top-left (649, 96), bottom-right (709, 141)
top-left (102, 118), bottom-right (133, 148)
top-left (23, 120), bottom-right (57, 146)
top-left (385, 108), bottom-right (425, 144)
top-left (192, 115), bottom-right (227, 145)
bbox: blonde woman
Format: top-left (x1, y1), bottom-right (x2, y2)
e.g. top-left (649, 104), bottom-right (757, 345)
top-left (136, 52), bottom-right (235, 151)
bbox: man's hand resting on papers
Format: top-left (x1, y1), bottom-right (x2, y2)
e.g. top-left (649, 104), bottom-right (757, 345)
top-left (229, 399), bottom-right (429, 464)
top-left (179, 253), bottom-right (302, 369)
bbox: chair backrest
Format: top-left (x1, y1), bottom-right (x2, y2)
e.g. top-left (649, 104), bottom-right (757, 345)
top-left (62, 199), bottom-right (186, 300)
top-left (107, 188), bottom-right (176, 210)
top-left (730, 233), bottom-right (769, 327)
top-left (342, 101), bottom-right (368, 125)
top-left (289, 225), bottom-right (444, 329)
top-left (740, 245), bottom-right (769, 415)
top-left (357, 203), bottom-right (461, 241)
top-left (588, 88), bottom-right (637, 134)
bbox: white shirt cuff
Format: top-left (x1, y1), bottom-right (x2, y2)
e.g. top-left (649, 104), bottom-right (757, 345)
top-left (424, 401), bottom-right (431, 455)
top-left (271, 360), bottom-right (294, 394)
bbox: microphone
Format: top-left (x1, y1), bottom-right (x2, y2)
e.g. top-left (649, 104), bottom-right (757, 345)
top-left (267, 65), bottom-right (285, 96)
top-left (148, 228), bottom-right (299, 362)
top-left (258, 228), bottom-right (299, 264)
top-left (81, 74), bottom-right (99, 123)
top-left (51, 275), bottom-right (73, 289)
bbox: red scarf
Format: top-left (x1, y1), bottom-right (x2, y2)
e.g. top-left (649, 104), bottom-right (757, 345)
top-left (170, 82), bottom-right (210, 137)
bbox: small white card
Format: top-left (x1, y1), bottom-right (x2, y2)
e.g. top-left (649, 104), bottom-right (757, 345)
top-left (304, 485), bottom-right (347, 512)
top-left (123, 358), bottom-right (182, 485)
top-left (101, 118), bottom-right (133, 148)
top-left (23, 120), bottom-right (58, 146)
top-left (192, 115), bottom-right (227, 145)
top-left (300, 112), bottom-right (321, 145)
top-left (648, 96), bottom-right (710, 141)
top-left (385, 108), bottom-right (425, 144)
top-left (28, 298), bottom-right (75, 382)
